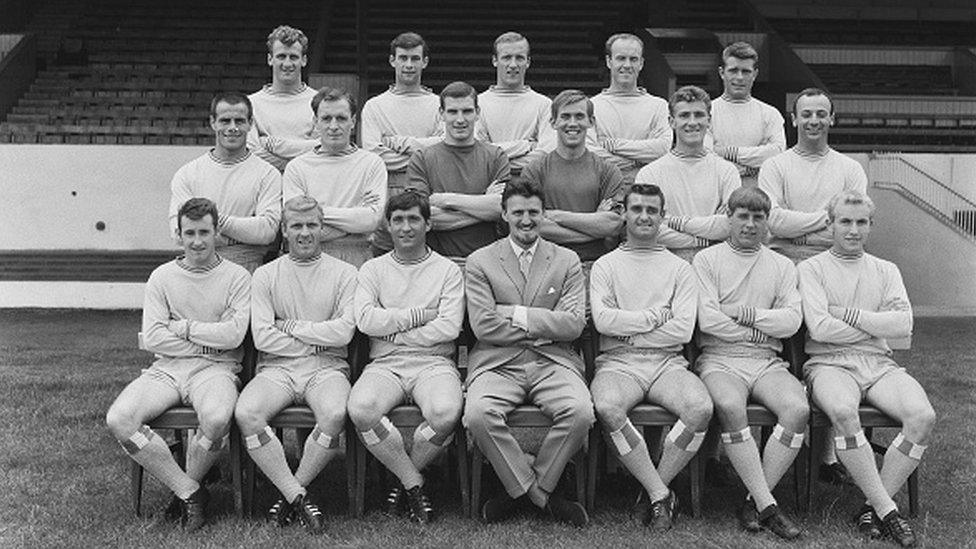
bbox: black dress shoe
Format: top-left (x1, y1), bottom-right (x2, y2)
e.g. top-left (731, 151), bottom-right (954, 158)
top-left (545, 494), bottom-right (588, 527)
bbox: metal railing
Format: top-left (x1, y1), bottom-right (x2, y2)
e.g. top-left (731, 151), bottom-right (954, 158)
top-left (871, 152), bottom-right (976, 239)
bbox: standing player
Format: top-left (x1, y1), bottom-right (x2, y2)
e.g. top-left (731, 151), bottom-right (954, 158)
top-left (235, 196), bottom-right (358, 534)
top-left (106, 198), bottom-right (249, 532)
top-left (589, 183), bottom-right (712, 532)
top-left (758, 88), bottom-right (867, 263)
top-left (283, 87), bottom-right (387, 268)
top-left (710, 42), bottom-right (786, 188)
top-left (799, 191), bottom-right (933, 548)
top-left (248, 25), bottom-right (319, 172)
top-left (360, 32), bottom-right (444, 255)
top-left (588, 33), bottom-right (671, 186)
top-left (522, 89), bottom-right (624, 262)
top-left (348, 191), bottom-right (465, 524)
top-left (407, 81), bottom-right (510, 258)
top-left (476, 32), bottom-right (555, 174)
top-left (168, 92), bottom-right (281, 274)
top-left (692, 186), bottom-right (806, 539)
top-left (463, 179), bottom-right (593, 526)
top-left (635, 85), bottom-right (740, 261)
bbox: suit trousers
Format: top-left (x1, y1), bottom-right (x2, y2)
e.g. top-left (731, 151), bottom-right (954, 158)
top-left (464, 359), bottom-right (595, 498)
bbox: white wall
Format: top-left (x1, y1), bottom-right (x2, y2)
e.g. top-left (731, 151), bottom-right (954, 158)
top-left (0, 145), bottom-right (206, 250)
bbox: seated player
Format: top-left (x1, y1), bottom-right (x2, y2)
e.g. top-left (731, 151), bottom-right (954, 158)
top-left (169, 91), bottom-right (281, 273)
top-left (347, 191), bottom-right (465, 524)
top-left (635, 85), bottom-right (739, 262)
top-left (692, 186), bottom-right (807, 539)
top-left (799, 191), bottom-right (935, 548)
top-left (407, 81), bottom-right (510, 259)
top-left (589, 183), bottom-right (712, 531)
top-left (463, 179), bottom-right (593, 526)
top-left (283, 87), bottom-right (387, 268)
top-left (106, 198), bottom-right (250, 532)
top-left (234, 196), bottom-right (358, 534)
top-left (248, 25), bottom-right (319, 171)
top-left (522, 89), bottom-right (624, 262)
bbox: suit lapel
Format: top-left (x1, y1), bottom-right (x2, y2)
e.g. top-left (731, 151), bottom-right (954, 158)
top-left (524, 239), bottom-right (553, 304)
top-left (496, 240), bottom-right (525, 298)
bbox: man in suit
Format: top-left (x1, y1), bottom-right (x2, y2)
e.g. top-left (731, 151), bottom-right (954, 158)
top-left (463, 178), bottom-right (594, 527)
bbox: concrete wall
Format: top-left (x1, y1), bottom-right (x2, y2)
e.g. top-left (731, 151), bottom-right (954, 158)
top-left (1, 145), bottom-right (974, 314)
top-left (0, 145), bottom-right (206, 250)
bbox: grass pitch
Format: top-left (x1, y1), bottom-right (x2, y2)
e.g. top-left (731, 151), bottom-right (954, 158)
top-left (0, 309), bottom-right (974, 548)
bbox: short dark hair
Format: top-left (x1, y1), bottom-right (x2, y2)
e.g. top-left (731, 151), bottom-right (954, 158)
top-left (177, 197), bottom-right (219, 232)
top-left (792, 87), bottom-right (834, 116)
top-left (439, 81), bottom-right (478, 110)
top-left (501, 177), bottom-right (542, 210)
top-left (721, 41), bottom-right (758, 66)
top-left (727, 186), bottom-right (771, 216)
top-left (310, 86), bottom-right (358, 117)
top-left (266, 25), bottom-right (308, 54)
top-left (386, 190), bottom-right (431, 222)
top-left (605, 33), bottom-right (643, 56)
top-left (623, 183), bottom-right (666, 211)
top-left (668, 85), bottom-right (711, 116)
top-left (210, 91), bottom-right (252, 120)
top-left (550, 89), bottom-right (593, 123)
top-left (493, 31), bottom-right (529, 56)
top-left (390, 32), bottom-right (428, 58)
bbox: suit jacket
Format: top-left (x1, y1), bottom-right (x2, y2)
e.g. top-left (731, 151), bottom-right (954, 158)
top-left (464, 237), bottom-right (586, 384)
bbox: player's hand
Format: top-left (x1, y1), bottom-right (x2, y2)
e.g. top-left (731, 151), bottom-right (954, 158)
top-left (429, 194), bottom-right (448, 209)
top-left (827, 305), bottom-right (846, 319)
top-left (420, 308), bottom-right (439, 324)
top-left (597, 198), bottom-right (615, 212)
top-left (601, 138), bottom-right (618, 153)
top-left (719, 303), bottom-right (739, 320)
top-left (362, 191), bottom-right (381, 208)
top-left (485, 179), bottom-right (506, 195)
top-left (880, 297), bottom-right (910, 312)
top-left (495, 305), bottom-right (515, 320)
top-left (382, 134), bottom-right (408, 153)
top-left (168, 319), bottom-right (189, 339)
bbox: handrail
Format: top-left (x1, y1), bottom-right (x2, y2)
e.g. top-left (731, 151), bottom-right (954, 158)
top-left (872, 152), bottom-right (976, 210)
top-left (873, 180), bottom-right (976, 242)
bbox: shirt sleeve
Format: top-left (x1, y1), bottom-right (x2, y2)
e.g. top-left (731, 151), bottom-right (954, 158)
top-left (250, 267), bottom-right (313, 357)
top-left (395, 263), bottom-right (465, 346)
top-left (289, 268), bottom-right (358, 347)
top-left (321, 156), bottom-right (388, 234)
top-left (219, 165), bottom-right (282, 245)
top-left (629, 263), bottom-right (697, 347)
top-left (798, 259), bottom-right (873, 344)
top-left (186, 269), bottom-right (251, 349)
top-left (735, 108), bottom-right (786, 169)
top-left (141, 271), bottom-right (206, 356)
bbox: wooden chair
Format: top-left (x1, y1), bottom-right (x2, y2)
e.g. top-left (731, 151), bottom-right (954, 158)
top-left (467, 325), bottom-right (591, 518)
top-left (242, 331), bottom-right (366, 517)
top-left (131, 409), bottom-right (243, 517)
top-left (584, 334), bottom-right (703, 516)
top-left (799, 331), bottom-right (920, 516)
top-left (349, 330), bottom-right (471, 518)
top-left (131, 332), bottom-right (256, 518)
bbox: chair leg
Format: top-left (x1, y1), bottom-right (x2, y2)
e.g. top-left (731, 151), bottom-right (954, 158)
top-left (244, 453), bottom-right (256, 518)
top-left (131, 461), bottom-right (144, 517)
top-left (908, 469), bottom-right (919, 517)
top-left (586, 428), bottom-right (600, 512)
top-left (345, 428), bottom-right (357, 518)
top-left (353, 433), bottom-right (366, 518)
top-left (471, 444), bottom-right (483, 518)
top-left (229, 427), bottom-right (243, 517)
top-left (807, 426), bottom-right (824, 512)
top-left (456, 428), bottom-right (470, 518)
top-left (689, 454), bottom-right (702, 518)
top-left (575, 449), bottom-right (586, 505)
top-left (794, 443), bottom-right (809, 513)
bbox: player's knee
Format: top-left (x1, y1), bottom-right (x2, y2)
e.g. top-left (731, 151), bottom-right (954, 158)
top-left (681, 398), bottom-right (713, 431)
top-left (593, 398), bottom-right (629, 429)
top-left (462, 398), bottom-right (499, 435)
top-left (198, 405), bottom-right (235, 439)
top-left (559, 397), bottom-right (596, 432)
top-left (105, 403), bottom-right (136, 439)
top-left (904, 404), bottom-right (936, 438)
top-left (426, 399), bottom-right (463, 434)
top-left (779, 398), bottom-right (810, 431)
top-left (234, 398), bottom-right (269, 434)
top-left (317, 400), bottom-right (349, 432)
top-left (346, 392), bottom-right (382, 429)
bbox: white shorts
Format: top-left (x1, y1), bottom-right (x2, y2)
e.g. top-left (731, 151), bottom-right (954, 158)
top-left (141, 357), bottom-right (240, 406)
top-left (358, 354), bottom-right (460, 404)
top-left (594, 349), bottom-right (689, 394)
top-left (804, 352), bottom-right (904, 398)
top-left (254, 354), bottom-right (349, 405)
top-left (696, 353), bottom-right (790, 392)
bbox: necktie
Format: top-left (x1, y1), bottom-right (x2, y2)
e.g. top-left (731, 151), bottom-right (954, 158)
top-left (519, 249), bottom-right (531, 280)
